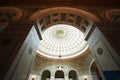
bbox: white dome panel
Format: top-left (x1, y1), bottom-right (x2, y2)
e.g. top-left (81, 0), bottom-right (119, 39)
top-left (37, 24), bottom-right (88, 59)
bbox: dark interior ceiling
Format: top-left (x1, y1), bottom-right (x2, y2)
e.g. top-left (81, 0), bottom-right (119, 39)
top-left (0, 0), bottom-right (120, 7)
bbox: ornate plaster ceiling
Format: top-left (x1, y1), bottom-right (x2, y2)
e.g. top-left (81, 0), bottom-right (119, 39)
top-left (0, 7), bottom-right (23, 27)
top-left (0, 2), bottom-right (120, 76)
top-left (32, 51), bottom-right (93, 74)
top-left (0, 7), bottom-right (120, 28)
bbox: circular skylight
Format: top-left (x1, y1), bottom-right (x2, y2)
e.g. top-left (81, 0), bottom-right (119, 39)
top-left (37, 24), bottom-right (88, 59)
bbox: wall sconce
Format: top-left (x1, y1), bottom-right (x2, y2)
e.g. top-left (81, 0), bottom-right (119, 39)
top-left (32, 78), bottom-right (35, 80)
top-left (83, 75), bottom-right (88, 80)
top-left (31, 74), bottom-right (36, 80)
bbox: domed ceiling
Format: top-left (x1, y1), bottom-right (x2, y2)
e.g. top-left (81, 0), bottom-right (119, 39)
top-left (37, 24), bottom-right (88, 59)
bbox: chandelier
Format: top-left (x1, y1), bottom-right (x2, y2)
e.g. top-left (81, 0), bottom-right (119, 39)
top-left (56, 54), bottom-right (63, 71)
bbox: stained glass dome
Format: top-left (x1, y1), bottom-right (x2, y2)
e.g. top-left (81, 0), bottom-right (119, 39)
top-left (37, 24), bottom-right (88, 59)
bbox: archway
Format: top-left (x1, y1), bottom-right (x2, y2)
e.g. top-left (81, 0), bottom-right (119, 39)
top-left (69, 70), bottom-right (78, 80)
top-left (32, 7), bottom-right (98, 59)
top-left (41, 70), bottom-right (50, 80)
top-left (90, 61), bottom-right (102, 80)
top-left (55, 70), bottom-right (64, 80)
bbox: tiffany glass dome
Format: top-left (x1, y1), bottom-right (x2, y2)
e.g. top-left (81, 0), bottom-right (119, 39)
top-left (37, 24), bottom-right (88, 59)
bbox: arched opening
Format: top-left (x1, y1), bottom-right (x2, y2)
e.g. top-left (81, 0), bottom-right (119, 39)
top-left (33, 7), bottom-right (99, 59)
top-left (55, 70), bottom-right (64, 80)
top-left (90, 61), bottom-right (102, 80)
top-left (69, 70), bottom-right (77, 80)
top-left (41, 70), bottom-right (50, 80)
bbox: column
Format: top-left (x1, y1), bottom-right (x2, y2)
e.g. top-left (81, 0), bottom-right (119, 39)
top-left (65, 75), bottom-right (69, 80)
top-left (3, 21), bottom-right (40, 80)
top-left (50, 75), bottom-right (55, 80)
top-left (91, 74), bottom-right (98, 80)
top-left (38, 75), bottom-right (42, 80)
top-left (87, 26), bottom-right (120, 80)
top-left (78, 76), bottom-right (83, 80)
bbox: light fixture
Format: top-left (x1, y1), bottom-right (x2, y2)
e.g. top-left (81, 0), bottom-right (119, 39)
top-left (30, 74), bottom-right (36, 80)
top-left (57, 66), bottom-right (63, 71)
top-left (56, 54), bottom-right (63, 71)
top-left (83, 75), bottom-right (88, 80)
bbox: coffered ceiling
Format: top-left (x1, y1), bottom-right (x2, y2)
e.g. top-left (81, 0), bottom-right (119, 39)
top-left (0, 6), bottom-right (120, 28)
